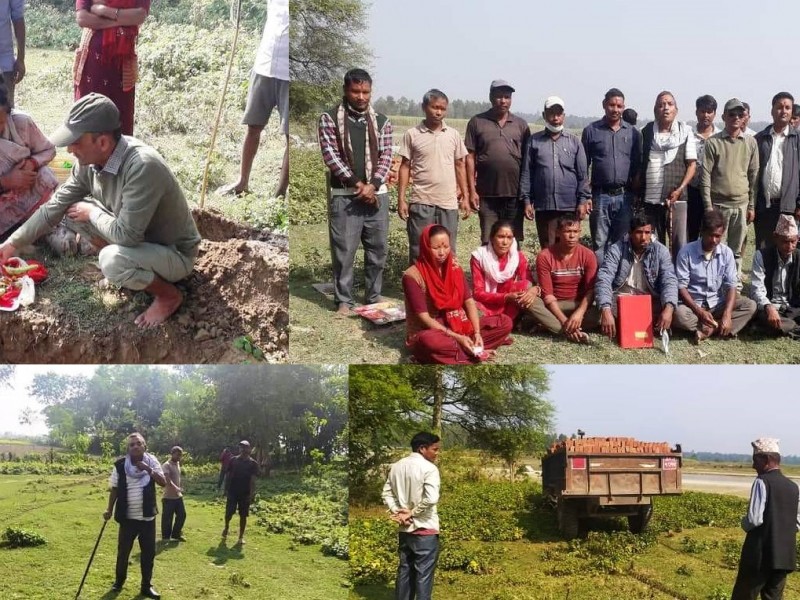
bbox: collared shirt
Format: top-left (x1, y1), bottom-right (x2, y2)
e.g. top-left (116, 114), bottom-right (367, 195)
top-left (9, 137), bottom-right (201, 256)
top-left (382, 452), bottom-right (440, 533)
top-left (764, 125), bottom-right (789, 203)
top-left (162, 459), bottom-right (182, 499)
top-left (318, 107), bottom-right (393, 189)
top-left (701, 129), bottom-right (760, 211)
top-left (741, 470), bottom-right (800, 532)
top-left (464, 110), bottom-right (530, 197)
top-left (689, 125), bottom-right (719, 188)
top-left (581, 118), bottom-right (641, 189)
top-left (616, 252), bottom-right (652, 296)
top-left (750, 248), bottom-right (792, 309)
top-left (0, 0), bottom-right (23, 73)
top-left (398, 121), bottom-right (467, 210)
top-left (643, 121), bottom-right (697, 205)
top-left (109, 454), bottom-right (164, 521)
top-left (254, 0), bottom-right (289, 80)
top-left (675, 239), bottom-right (737, 310)
top-left (519, 130), bottom-right (590, 211)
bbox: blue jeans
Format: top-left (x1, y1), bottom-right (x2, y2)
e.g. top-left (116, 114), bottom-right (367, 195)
top-left (396, 533), bottom-right (439, 600)
top-left (590, 191), bottom-right (633, 265)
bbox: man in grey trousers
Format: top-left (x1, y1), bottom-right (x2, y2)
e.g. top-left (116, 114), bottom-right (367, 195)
top-left (317, 68), bottom-right (393, 315)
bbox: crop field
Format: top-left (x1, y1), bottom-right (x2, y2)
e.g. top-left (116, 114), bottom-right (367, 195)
top-left (0, 468), bottom-right (348, 599)
top-left (349, 478), bottom-right (800, 600)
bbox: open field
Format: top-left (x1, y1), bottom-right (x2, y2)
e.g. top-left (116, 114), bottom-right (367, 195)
top-left (0, 470), bottom-right (348, 599)
top-left (350, 478), bottom-right (800, 600)
top-left (290, 210), bottom-right (800, 363)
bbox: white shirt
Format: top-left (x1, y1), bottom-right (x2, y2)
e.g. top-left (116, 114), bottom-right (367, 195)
top-left (254, 0), bottom-right (289, 81)
top-left (765, 126), bottom-right (789, 204)
top-left (109, 453), bottom-right (164, 521)
top-left (382, 452), bottom-right (441, 532)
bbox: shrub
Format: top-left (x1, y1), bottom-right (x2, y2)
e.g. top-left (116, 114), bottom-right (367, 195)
top-left (2, 527), bottom-right (47, 548)
top-left (288, 146), bottom-right (327, 226)
top-left (651, 492), bottom-right (746, 533)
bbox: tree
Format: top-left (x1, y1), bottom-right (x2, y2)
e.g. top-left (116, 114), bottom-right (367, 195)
top-left (290, 0), bottom-right (370, 119)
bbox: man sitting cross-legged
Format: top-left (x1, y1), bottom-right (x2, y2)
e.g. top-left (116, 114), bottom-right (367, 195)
top-left (595, 212), bottom-right (677, 339)
top-left (673, 209), bottom-right (756, 341)
top-left (0, 93), bottom-right (201, 327)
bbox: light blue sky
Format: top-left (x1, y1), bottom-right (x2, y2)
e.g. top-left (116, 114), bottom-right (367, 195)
top-left (549, 365), bottom-right (800, 455)
top-left (366, 0), bottom-right (792, 122)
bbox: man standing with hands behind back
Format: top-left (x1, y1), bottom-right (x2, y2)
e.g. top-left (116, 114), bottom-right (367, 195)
top-left (104, 432), bottom-right (166, 599)
top-left (464, 80), bottom-right (530, 244)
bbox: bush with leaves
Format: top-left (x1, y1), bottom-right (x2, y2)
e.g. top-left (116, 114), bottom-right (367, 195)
top-left (2, 527), bottom-right (47, 548)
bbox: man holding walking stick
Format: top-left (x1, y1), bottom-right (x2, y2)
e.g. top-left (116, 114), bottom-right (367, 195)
top-left (104, 432), bottom-right (166, 599)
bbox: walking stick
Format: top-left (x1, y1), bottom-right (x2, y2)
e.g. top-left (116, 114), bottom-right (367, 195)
top-left (75, 518), bottom-right (109, 599)
top-left (199, 0), bottom-right (244, 208)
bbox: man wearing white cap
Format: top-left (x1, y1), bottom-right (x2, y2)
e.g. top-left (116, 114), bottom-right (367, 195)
top-left (519, 96), bottom-right (590, 250)
top-left (222, 440), bottom-right (259, 545)
top-left (750, 214), bottom-right (800, 336)
top-left (731, 437), bottom-right (799, 600)
top-left (0, 93), bottom-right (201, 328)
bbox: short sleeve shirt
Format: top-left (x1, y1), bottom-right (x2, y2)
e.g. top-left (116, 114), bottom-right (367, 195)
top-left (226, 456), bottom-right (260, 498)
top-left (399, 122), bottom-right (468, 210)
top-left (254, 0), bottom-right (289, 80)
top-left (464, 111), bottom-right (530, 197)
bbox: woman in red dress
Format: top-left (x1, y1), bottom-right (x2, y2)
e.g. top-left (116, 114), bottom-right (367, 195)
top-left (73, 0), bottom-right (150, 135)
top-left (402, 224), bottom-right (513, 364)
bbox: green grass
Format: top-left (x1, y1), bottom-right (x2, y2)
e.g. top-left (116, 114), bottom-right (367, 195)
top-left (0, 472), bottom-right (348, 599)
top-left (290, 207), bottom-right (800, 364)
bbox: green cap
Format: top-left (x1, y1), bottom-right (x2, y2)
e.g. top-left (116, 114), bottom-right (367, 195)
top-left (723, 98), bottom-right (745, 114)
top-left (49, 93), bottom-right (121, 147)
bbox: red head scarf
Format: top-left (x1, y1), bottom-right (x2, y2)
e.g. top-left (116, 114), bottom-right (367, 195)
top-left (415, 224), bottom-right (467, 311)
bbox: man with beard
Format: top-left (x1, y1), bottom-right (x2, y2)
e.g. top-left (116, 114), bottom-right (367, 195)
top-left (464, 80), bottom-right (530, 243)
top-left (581, 88), bottom-right (641, 264)
top-left (104, 432), bottom-right (166, 599)
top-left (318, 68), bottom-right (393, 314)
top-left (595, 212), bottom-right (677, 339)
top-left (731, 438), bottom-right (799, 600)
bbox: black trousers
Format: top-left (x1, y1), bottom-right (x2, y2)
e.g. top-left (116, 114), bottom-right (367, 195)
top-left (115, 518), bottom-right (156, 589)
top-left (395, 532), bottom-right (439, 600)
top-left (161, 497), bottom-right (186, 539)
top-left (731, 566), bottom-right (790, 600)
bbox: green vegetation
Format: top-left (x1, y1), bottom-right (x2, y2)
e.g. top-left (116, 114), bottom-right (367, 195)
top-left (0, 470), bottom-right (348, 598)
top-left (2, 527), bottom-right (47, 548)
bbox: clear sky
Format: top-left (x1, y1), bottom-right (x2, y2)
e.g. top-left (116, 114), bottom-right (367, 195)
top-left (0, 365), bottom-right (98, 436)
top-left (548, 365), bottom-right (800, 456)
top-left (366, 0), bottom-right (792, 122)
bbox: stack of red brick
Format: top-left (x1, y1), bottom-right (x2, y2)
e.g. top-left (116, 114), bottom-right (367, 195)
top-left (547, 437), bottom-right (672, 455)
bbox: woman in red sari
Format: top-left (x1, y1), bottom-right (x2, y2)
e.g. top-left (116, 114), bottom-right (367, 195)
top-left (470, 220), bottom-right (540, 322)
top-left (74, 0), bottom-right (150, 135)
top-left (402, 224), bottom-right (513, 364)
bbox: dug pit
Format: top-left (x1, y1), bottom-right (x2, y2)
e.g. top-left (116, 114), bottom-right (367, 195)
top-left (0, 208), bottom-right (288, 363)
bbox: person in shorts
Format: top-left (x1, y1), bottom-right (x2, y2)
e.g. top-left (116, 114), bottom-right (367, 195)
top-left (222, 440), bottom-right (259, 546)
top-left (217, 0), bottom-right (289, 198)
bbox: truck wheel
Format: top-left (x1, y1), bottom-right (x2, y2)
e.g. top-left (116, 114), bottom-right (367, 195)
top-left (627, 505), bottom-right (653, 534)
top-left (557, 499), bottom-right (581, 540)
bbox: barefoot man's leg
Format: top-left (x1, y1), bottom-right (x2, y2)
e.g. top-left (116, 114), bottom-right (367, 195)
top-left (135, 275), bottom-right (184, 328)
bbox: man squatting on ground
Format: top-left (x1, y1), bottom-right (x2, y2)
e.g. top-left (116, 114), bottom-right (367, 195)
top-left (222, 440), bottom-right (259, 545)
top-left (0, 93), bottom-right (201, 327)
top-left (731, 438), bottom-right (800, 600)
top-left (318, 68), bottom-right (393, 314)
top-left (383, 432), bottom-right (442, 600)
top-left (104, 432), bottom-right (166, 599)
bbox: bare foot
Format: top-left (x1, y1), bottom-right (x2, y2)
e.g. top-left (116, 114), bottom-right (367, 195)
top-left (335, 304), bottom-right (353, 317)
top-left (216, 182), bottom-right (248, 197)
top-left (134, 288), bottom-right (183, 328)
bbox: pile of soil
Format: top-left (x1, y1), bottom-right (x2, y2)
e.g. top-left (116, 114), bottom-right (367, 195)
top-left (0, 209), bottom-right (288, 363)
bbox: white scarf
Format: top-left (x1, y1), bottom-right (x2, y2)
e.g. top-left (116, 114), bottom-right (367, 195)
top-left (651, 120), bottom-right (688, 165)
top-left (471, 240), bottom-right (520, 293)
top-left (124, 452), bottom-right (158, 487)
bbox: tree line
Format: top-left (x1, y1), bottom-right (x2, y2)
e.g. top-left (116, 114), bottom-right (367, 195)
top-left (20, 365), bottom-right (346, 467)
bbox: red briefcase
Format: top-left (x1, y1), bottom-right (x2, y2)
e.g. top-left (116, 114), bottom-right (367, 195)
top-left (617, 294), bottom-right (653, 348)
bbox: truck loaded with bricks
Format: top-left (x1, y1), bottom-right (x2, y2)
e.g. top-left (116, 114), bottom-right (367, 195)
top-left (541, 437), bottom-right (682, 539)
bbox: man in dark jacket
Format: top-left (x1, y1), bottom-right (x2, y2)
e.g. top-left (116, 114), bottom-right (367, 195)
top-left (595, 212), bottom-right (677, 338)
top-left (750, 214), bottom-right (800, 335)
top-left (731, 438), bottom-right (799, 600)
top-left (104, 432), bottom-right (167, 599)
top-left (754, 92), bottom-right (800, 251)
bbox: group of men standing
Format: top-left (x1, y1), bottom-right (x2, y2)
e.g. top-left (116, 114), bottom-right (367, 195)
top-left (319, 73), bottom-right (800, 341)
top-left (103, 434), bottom-right (259, 598)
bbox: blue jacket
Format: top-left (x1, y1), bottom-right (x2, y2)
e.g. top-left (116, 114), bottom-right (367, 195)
top-left (519, 130), bottom-right (591, 211)
top-left (595, 237), bottom-right (678, 309)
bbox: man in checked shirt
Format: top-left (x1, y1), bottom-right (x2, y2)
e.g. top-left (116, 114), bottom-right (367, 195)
top-left (318, 68), bottom-right (393, 315)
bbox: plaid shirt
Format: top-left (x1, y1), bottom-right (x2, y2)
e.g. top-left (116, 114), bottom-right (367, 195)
top-left (318, 108), bottom-right (393, 189)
